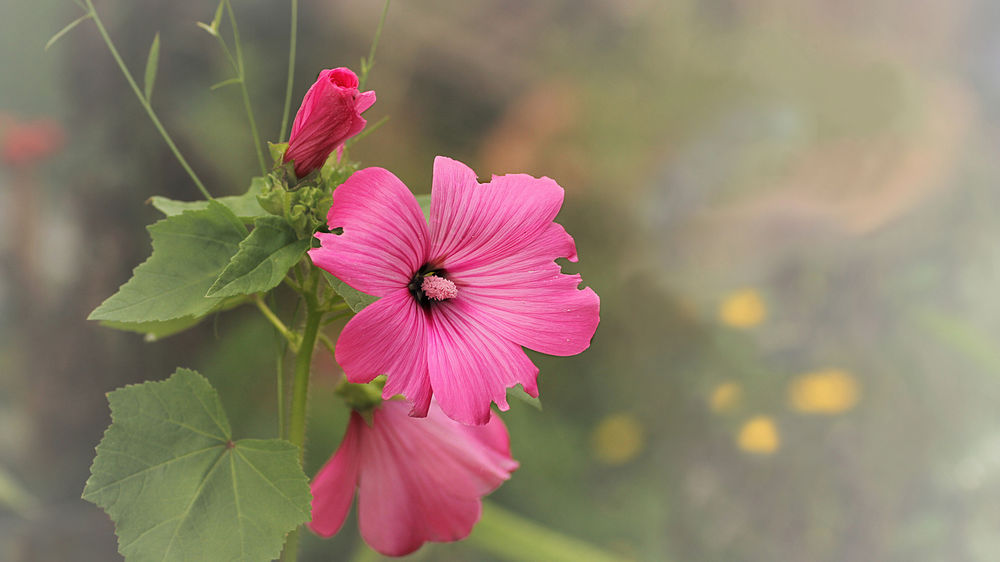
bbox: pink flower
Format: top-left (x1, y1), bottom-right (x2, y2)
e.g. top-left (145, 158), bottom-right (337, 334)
top-left (284, 67), bottom-right (375, 177)
top-left (309, 400), bottom-right (518, 556)
top-left (309, 156), bottom-right (600, 425)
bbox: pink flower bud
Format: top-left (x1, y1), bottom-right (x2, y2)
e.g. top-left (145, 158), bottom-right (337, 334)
top-left (284, 67), bottom-right (376, 177)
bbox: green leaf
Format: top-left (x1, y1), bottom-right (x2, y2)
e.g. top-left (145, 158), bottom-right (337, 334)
top-left (149, 176), bottom-right (268, 222)
top-left (99, 295), bottom-right (247, 341)
top-left (143, 33), bottom-right (160, 101)
top-left (415, 193), bottom-right (431, 222)
top-left (83, 369), bottom-right (311, 562)
top-left (207, 216), bottom-right (309, 298)
top-left (322, 271), bottom-right (379, 313)
top-left (507, 384), bottom-right (542, 410)
top-left (45, 12), bottom-right (93, 51)
top-left (88, 202), bottom-right (247, 323)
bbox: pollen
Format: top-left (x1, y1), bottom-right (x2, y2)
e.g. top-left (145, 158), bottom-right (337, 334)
top-left (421, 275), bottom-right (458, 301)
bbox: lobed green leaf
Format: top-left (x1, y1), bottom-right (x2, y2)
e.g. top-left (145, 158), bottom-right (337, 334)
top-left (207, 216), bottom-right (309, 298)
top-left (149, 176), bottom-right (269, 223)
top-left (83, 369), bottom-right (311, 562)
top-left (88, 202), bottom-right (247, 324)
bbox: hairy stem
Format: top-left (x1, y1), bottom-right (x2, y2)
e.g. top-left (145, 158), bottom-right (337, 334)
top-left (278, 0), bottom-right (298, 142)
top-left (84, 0), bottom-right (212, 199)
top-left (280, 272), bottom-right (322, 562)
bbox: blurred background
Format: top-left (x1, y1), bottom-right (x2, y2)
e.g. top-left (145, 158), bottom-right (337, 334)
top-left (3, 0), bottom-right (1000, 560)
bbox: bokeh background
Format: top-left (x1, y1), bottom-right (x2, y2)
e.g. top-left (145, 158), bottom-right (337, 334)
top-left (3, 0), bottom-right (1000, 560)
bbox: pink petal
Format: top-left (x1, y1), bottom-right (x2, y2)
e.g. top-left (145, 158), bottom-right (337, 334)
top-left (310, 167), bottom-right (430, 296)
top-left (428, 156), bottom-right (566, 271)
top-left (452, 222), bottom-right (600, 356)
top-left (335, 289), bottom-right (432, 417)
top-left (357, 402), bottom-right (514, 556)
top-left (426, 301), bottom-right (539, 425)
top-left (355, 90), bottom-right (377, 113)
top-left (308, 414), bottom-right (362, 537)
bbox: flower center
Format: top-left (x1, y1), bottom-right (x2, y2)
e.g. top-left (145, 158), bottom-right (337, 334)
top-left (408, 265), bottom-right (457, 308)
top-left (421, 276), bottom-right (458, 301)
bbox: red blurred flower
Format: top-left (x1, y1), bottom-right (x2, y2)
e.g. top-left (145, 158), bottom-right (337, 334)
top-left (1, 117), bottom-right (65, 168)
top-left (284, 67), bottom-right (375, 177)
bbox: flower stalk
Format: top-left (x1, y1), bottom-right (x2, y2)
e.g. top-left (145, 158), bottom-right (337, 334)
top-left (83, 0), bottom-right (212, 200)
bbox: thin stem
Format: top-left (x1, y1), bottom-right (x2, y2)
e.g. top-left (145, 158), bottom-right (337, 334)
top-left (278, 0), bottom-right (298, 142)
top-left (224, 0), bottom-right (267, 174)
top-left (254, 295), bottom-right (299, 352)
top-left (358, 0), bottom-right (391, 91)
top-left (84, 0), bottom-right (212, 200)
top-left (279, 271), bottom-right (322, 562)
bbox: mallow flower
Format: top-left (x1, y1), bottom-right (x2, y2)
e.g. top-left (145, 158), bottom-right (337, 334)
top-left (309, 156), bottom-right (600, 425)
top-left (284, 67), bottom-right (375, 177)
top-left (309, 400), bottom-right (518, 556)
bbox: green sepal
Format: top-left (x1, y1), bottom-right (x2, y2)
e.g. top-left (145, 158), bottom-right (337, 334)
top-left (89, 202), bottom-right (247, 324)
top-left (207, 215), bottom-right (310, 298)
top-left (507, 384), bottom-right (542, 410)
top-left (82, 369), bottom-right (311, 562)
top-left (268, 142), bottom-right (288, 166)
top-left (335, 376), bottom-right (386, 415)
top-left (320, 158), bottom-right (360, 189)
top-left (321, 271), bottom-right (378, 313)
top-left (149, 176), bottom-right (269, 224)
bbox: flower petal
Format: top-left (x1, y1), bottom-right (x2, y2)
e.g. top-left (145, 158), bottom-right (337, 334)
top-left (355, 90), bottom-right (377, 113)
top-left (452, 222), bottom-right (600, 356)
top-left (335, 289), bottom-right (432, 417)
top-left (310, 167), bottom-right (430, 296)
top-left (428, 157), bottom-right (566, 271)
top-left (308, 414), bottom-right (362, 538)
top-left (357, 402), bottom-right (513, 556)
top-left (426, 301), bottom-right (539, 425)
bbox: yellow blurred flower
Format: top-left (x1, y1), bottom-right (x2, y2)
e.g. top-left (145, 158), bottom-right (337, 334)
top-left (719, 289), bottom-right (766, 328)
top-left (737, 416), bottom-right (779, 454)
top-left (591, 413), bottom-right (645, 465)
top-left (788, 368), bottom-right (860, 414)
top-left (709, 382), bottom-right (742, 413)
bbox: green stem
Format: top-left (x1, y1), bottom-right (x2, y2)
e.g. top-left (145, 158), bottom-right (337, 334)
top-left (84, 0), bottom-right (212, 200)
top-left (224, 0), bottom-right (267, 174)
top-left (254, 295), bottom-right (298, 352)
top-left (278, 0), bottom-right (298, 142)
top-left (358, 0), bottom-right (391, 91)
top-left (280, 273), bottom-right (322, 562)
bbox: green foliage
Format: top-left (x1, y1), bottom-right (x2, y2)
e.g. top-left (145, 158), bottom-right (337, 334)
top-left (149, 176), bottom-right (269, 223)
top-left (322, 271), bottom-right (378, 312)
top-left (83, 369), bottom-right (311, 562)
top-left (99, 296), bottom-right (247, 341)
top-left (208, 216), bottom-right (309, 297)
top-left (143, 32), bottom-right (160, 101)
top-left (89, 202), bottom-right (247, 324)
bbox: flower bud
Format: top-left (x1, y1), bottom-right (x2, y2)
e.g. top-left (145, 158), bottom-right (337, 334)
top-left (284, 67), bottom-right (375, 178)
